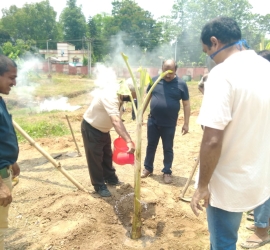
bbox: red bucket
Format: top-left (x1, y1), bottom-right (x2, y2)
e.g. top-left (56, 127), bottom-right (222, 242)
top-left (112, 137), bottom-right (134, 165)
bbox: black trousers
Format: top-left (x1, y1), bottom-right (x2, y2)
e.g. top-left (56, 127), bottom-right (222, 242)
top-left (81, 119), bottom-right (117, 186)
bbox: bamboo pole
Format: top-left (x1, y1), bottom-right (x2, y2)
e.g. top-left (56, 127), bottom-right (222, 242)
top-left (12, 120), bottom-right (87, 192)
top-left (65, 115), bottom-right (82, 156)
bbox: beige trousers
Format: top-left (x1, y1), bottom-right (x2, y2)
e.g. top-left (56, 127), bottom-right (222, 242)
top-left (0, 170), bottom-right (12, 250)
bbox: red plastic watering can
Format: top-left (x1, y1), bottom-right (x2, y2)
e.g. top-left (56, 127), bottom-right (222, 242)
top-left (112, 137), bottom-right (135, 165)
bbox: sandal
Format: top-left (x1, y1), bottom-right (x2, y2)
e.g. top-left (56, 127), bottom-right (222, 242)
top-left (246, 224), bottom-right (256, 232)
top-left (240, 237), bottom-right (270, 249)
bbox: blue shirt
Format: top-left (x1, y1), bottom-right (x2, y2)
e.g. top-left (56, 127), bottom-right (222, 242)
top-left (0, 97), bottom-right (19, 169)
top-left (147, 76), bottom-right (189, 127)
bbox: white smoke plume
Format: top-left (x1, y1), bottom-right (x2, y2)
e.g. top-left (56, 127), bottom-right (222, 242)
top-left (39, 97), bottom-right (81, 112)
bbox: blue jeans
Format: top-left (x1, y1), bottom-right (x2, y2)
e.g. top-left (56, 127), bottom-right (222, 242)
top-left (144, 118), bottom-right (176, 174)
top-left (254, 197), bottom-right (270, 228)
top-left (207, 204), bottom-right (243, 250)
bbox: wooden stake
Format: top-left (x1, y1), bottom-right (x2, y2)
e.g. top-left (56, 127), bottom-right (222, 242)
top-left (12, 120), bottom-right (87, 192)
top-left (65, 115), bottom-right (81, 156)
top-left (180, 154), bottom-right (200, 201)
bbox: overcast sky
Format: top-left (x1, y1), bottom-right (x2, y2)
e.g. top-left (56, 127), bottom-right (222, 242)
top-left (0, 0), bottom-right (269, 20)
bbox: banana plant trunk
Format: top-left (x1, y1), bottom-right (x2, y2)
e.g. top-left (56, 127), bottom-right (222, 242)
top-left (121, 52), bottom-right (171, 239)
top-left (131, 108), bottom-right (143, 239)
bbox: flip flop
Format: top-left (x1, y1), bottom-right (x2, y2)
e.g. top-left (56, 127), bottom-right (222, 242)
top-left (247, 214), bottom-right (254, 221)
top-left (246, 224), bottom-right (255, 232)
top-left (240, 237), bottom-right (270, 249)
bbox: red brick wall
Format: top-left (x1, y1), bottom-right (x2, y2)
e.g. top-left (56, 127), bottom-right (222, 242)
top-left (42, 63), bottom-right (207, 80)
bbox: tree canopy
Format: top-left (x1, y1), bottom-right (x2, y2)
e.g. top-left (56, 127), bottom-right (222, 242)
top-left (0, 0), bottom-right (269, 65)
top-left (59, 0), bottom-right (86, 49)
top-left (0, 0), bottom-right (59, 49)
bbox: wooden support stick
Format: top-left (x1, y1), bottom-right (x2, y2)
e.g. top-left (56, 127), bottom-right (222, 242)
top-left (12, 120), bottom-right (87, 192)
top-left (180, 154), bottom-right (200, 200)
top-left (65, 115), bottom-right (81, 156)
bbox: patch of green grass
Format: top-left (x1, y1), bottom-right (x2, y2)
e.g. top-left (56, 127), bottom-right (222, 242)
top-left (15, 119), bottom-right (69, 143)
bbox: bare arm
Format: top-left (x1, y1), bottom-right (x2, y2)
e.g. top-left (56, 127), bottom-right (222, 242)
top-left (110, 115), bottom-right (135, 153)
top-left (182, 100), bottom-right (190, 135)
top-left (12, 162), bottom-right (20, 178)
top-left (190, 127), bottom-right (224, 216)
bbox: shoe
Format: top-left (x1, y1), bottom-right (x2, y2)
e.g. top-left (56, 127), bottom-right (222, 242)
top-left (141, 169), bottom-right (152, 178)
top-left (105, 179), bottom-right (124, 186)
top-left (105, 177), bottom-right (123, 186)
top-left (163, 174), bottom-right (172, 184)
top-left (94, 184), bottom-right (111, 197)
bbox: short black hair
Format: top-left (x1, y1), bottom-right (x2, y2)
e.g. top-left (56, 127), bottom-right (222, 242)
top-left (258, 50), bottom-right (270, 62)
top-left (0, 55), bottom-right (17, 76)
top-left (162, 59), bottom-right (178, 71)
top-left (201, 17), bottom-right (241, 48)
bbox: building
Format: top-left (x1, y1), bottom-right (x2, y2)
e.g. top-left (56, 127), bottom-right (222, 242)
top-left (39, 42), bottom-right (86, 66)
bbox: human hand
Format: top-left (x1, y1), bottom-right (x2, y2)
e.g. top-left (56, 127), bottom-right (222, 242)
top-left (182, 124), bottom-right (189, 135)
top-left (190, 186), bottom-right (210, 216)
top-left (126, 141), bottom-right (135, 154)
top-left (0, 179), bottom-right (12, 207)
top-left (12, 162), bottom-right (20, 178)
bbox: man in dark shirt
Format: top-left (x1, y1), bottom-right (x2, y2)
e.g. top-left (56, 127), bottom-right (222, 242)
top-left (142, 59), bottom-right (190, 184)
top-left (0, 55), bottom-right (20, 249)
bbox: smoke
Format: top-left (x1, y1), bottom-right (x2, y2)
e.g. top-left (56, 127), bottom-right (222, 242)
top-left (87, 32), bottom-right (176, 101)
top-left (13, 57), bottom-right (82, 113)
top-left (104, 32), bottom-right (174, 71)
top-left (90, 63), bottom-right (120, 98)
top-left (39, 97), bottom-right (81, 112)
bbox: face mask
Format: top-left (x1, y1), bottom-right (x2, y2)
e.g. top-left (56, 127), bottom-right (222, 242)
top-left (206, 56), bottom-right (216, 71)
top-left (210, 39), bottom-right (250, 60)
top-left (122, 96), bottom-right (131, 102)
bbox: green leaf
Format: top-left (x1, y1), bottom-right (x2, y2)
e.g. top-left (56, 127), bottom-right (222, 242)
top-left (117, 80), bottom-right (131, 96)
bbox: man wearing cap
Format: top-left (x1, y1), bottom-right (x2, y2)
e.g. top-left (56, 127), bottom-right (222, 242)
top-left (81, 80), bottom-right (136, 197)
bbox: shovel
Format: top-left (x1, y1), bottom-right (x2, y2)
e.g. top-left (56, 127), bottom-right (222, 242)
top-left (180, 154), bottom-right (200, 202)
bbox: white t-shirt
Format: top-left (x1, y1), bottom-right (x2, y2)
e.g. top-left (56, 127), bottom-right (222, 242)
top-left (197, 50), bottom-right (270, 212)
top-left (83, 92), bottom-right (123, 133)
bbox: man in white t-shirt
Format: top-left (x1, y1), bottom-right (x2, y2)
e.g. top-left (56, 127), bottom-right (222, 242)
top-left (81, 81), bottom-right (136, 197)
top-left (190, 17), bottom-right (270, 249)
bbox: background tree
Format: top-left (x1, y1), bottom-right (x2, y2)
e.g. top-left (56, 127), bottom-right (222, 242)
top-left (170, 0), bottom-right (268, 65)
top-left (0, 30), bottom-right (11, 45)
top-left (0, 1), bottom-right (59, 49)
top-left (1, 39), bottom-right (36, 58)
top-left (108, 0), bottom-right (161, 51)
top-left (87, 14), bottom-right (112, 62)
top-left (59, 0), bottom-right (86, 49)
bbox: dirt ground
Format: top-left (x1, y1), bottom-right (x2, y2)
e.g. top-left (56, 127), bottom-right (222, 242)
top-left (5, 106), bottom-right (270, 250)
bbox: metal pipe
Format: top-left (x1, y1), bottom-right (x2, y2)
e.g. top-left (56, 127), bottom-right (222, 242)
top-left (46, 39), bottom-right (51, 75)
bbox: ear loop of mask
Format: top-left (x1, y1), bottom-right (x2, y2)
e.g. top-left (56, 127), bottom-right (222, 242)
top-left (210, 39), bottom-right (250, 59)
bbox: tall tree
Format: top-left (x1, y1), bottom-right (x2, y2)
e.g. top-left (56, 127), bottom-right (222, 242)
top-left (0, 30), bottom-right (11, 45)
top-left (59, 0), bottom-right (86, 49)
top-left (108, 0), bottom-right (161, 51)
top-left (170, 0), bottom-right (266, 64)
top-left (0, 0), bottom-right (59, 49)
top-left (87, 14), bottom-right (112, 62)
